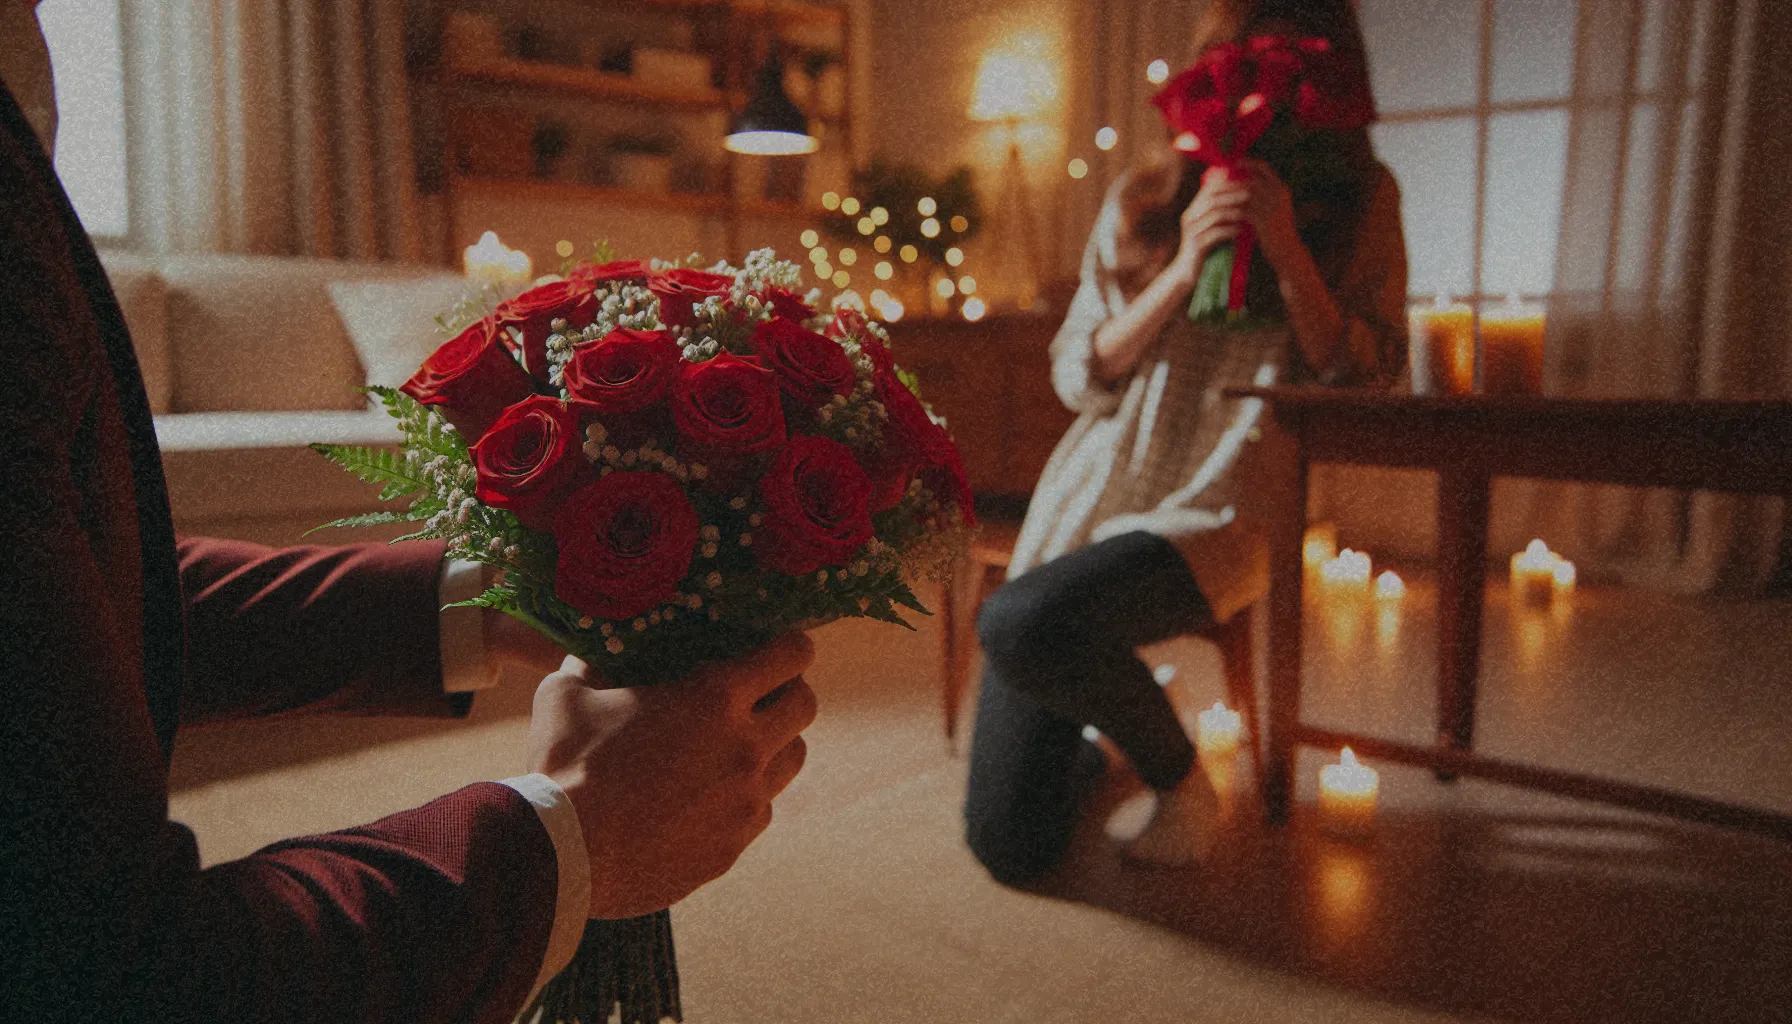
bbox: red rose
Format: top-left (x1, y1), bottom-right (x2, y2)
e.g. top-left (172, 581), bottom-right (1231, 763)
top-left (761, 287), bottom-right (816, 323)
top-left (496, 279), bottom-right (598, 380)
top-left (570, 259), bottom-right (649, 286)
top-left (552, 471), bottom-right (699, 621)
top-left (563, 328), bottom-right (683, 415)
top-left (672, 353), bottom-right (786, 466)
top-left (649, 268), bottom-right (734, 328)
top-left (400, 318), bottom-right (537, 442)
top-left (470, 396), bottom-right (593, 531)
top-left (755, 434), bottom-right (875, 576)
top-left (919, 444), bottom-right (976, 527)
top-left (749, 317), bottom-right (856, 406)
top-left (866, 368), bottom-right (956, 512)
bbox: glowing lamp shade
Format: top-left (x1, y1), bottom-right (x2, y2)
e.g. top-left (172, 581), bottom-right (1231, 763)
top-left (969, 45), bottom-right (1057, 123)
top-left (725, 55), bottom-right (819, 155)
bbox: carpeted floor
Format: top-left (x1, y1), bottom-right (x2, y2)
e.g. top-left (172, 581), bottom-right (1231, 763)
top-left (169, 574), bottom-right (1792, 1023)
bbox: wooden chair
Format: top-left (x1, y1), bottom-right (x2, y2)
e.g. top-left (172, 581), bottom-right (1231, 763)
top-left (938, 522), bottom-right (1263, 783)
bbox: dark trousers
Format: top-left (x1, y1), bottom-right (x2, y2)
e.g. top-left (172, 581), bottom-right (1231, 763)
top-left (963, 530), bottom-right (1213, 885)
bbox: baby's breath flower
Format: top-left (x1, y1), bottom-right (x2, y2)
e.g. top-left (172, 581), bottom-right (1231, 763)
top-left (700, 525), bottom-right (721, 542)
top-left (706, 572), bottom-right (723, 589)
top-left (601, 622), bottom-right (615, 637)
top-left (729, 496), bottom-right (747, 510)
top-left (605, 636), bottom-right (624, 654)
top-left (632, 618), bottom-right (647, 632)
top-left (739, 533), bottom-right (753, 547)
top-left (578, 615), bottom-right (594, 629)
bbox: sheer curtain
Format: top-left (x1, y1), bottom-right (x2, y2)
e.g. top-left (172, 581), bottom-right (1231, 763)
top-left (123, 0), bottom-right (425, 262)
top-left (1514, 0), bottom-right (1789, 594)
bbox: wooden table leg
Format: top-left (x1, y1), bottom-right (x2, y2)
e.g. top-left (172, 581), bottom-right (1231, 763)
top-left (1264, 442), bottom-right (1309, 825)
top-left (1435, 468), bottom-right (1491, 779)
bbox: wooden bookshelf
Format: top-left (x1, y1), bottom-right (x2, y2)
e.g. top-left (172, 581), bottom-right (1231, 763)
top-left (426, 0), bottom-right (855, 261)
top-left (444, 57), bottom-right (729, 109)
top-left (452, 175), bottom-right (731, 215)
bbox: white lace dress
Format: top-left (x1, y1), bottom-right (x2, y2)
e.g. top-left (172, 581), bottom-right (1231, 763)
top-left (1007, 168), bottom-right (1408, 623)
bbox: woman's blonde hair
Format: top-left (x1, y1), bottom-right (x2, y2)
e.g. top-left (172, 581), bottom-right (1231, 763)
top-left (1115, 0), bottom-right (1378, 298)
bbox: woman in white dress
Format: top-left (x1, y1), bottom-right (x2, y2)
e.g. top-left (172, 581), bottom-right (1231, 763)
top-left (964, 0), bottom-right (1408, 883)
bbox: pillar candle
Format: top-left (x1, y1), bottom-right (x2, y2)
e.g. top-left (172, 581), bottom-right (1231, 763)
top-left (1510, 539), bottom-right (1559, 607)
top-left (1318, 747), bottom-right (1379, 838)
top-left (1409, 297), bottom-right (1476, 396)
top-left (1195, 701), bottom-right (1242, 760)
top-left (463, 230), bottom-right (532, 290)
top-left (1304, 522), bottom-right (1339, 571)
top-left (1480, 296), bottom-right (1546, 395)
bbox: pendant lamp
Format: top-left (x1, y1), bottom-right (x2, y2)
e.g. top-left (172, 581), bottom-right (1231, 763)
top-left (724, 48), bottom-right (820, 155)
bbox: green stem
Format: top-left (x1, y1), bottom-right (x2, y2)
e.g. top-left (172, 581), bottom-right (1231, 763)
top-left (1189, 242), bottom-right (1234, 323)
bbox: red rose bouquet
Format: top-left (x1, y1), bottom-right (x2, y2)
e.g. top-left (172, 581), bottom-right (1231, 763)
top-left (1152, 35), bottom-right (1376, 327)
top-left (312, 247), bottom-right (972, 1024)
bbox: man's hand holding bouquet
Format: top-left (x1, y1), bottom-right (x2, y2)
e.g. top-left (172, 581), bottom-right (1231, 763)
top-left (313, 247), bottom-right (973, 1024)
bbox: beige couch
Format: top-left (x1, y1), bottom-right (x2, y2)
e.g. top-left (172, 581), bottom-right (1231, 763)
top-left (99, 250), bottom-right (460, 546)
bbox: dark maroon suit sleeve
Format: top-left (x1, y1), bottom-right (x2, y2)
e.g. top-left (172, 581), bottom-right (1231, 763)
top-left (0, 84), bottom-right (560, 1024)
top-left (177, 535), bottom-right (473, 723)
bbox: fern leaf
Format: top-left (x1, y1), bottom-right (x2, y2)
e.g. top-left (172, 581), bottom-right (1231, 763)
top-left (303, 510), bottom-right (419, 536)
top-left (444, 585), bottom-right (517, 613)
top-left (310, 442), bottom-right (426, 496)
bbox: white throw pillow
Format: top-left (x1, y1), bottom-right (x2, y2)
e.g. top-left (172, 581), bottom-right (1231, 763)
top-left (329, 276), bottom-right (478, 406)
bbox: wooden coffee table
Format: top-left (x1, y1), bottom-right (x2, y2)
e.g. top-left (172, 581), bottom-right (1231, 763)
top-left (1232, 387), bottom-right (1792, 841)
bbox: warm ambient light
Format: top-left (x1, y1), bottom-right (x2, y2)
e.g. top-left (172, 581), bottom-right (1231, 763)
top-left (832, 270), bottom-right (850, 288)
top-left (814, 260), bottom-right (834, 279)
top-left (723, 130), bottom-right (819, 155)
top-left (555, 239), bottom-right (574, 258)
top-left (800, 229), bottom-right (818, 248)
top-left (962, 297), bottom-right (987, 321)
top-left (945, 247), bottom-right (964, 266)
top-left (1095, 126), bottom-right (1118, 150)
top-left (950, 215), bottom-right (969, 233)
top-left (873, 236), bottom-right (892, 253)
top-left (841, 197), bottom-right (861, 216)
top-left (821, 192), bottom-right (840, 210)
top-left (920, 217), bottom-right (941, 238)
top-left (874, 262), bottom-right (893, 279)
top-left (808, 246), bottom-right (828, 263)
top-left (838, 247), bottom-right (858, 266)
top-left (957, 275), bottom-right (976, 294)
top-left (869, 206), bottom-right (889, 226)
top-left (1067, 158), bottom-right (1089, 179)
top-left (969, 38), bottom-right (1058, 123)
top-left (918, 196), bottom-right (938, 216)
top-left (857, 217), bottom-right (875, 235)
top-left (1146, 58), bottom-right (1170, 84)
top-left (899, 244), bottom-right (918, 263)
top-left (935, 278), bottom-right (957, 298)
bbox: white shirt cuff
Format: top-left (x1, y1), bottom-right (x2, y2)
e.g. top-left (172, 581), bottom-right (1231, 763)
top-left (498, 773), bottom-right (591, 1001)
top-left (439, 558), bottom-right (498, 693)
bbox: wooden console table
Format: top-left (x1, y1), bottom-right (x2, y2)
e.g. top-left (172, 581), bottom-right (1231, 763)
top-left (1233, 387), bottom-right (1792, 841)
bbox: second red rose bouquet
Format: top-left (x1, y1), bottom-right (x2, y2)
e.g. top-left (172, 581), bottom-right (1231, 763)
top-left (1152, 34), bottom-right (1376, 327)
top-left (312, 246), bottom-right (973, 1024)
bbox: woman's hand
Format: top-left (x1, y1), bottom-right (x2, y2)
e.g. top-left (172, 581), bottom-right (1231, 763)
top-left (1169, 166), bottom-right (1250, 287)
top-left (1233, 158), bottom-right (1303, 272)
